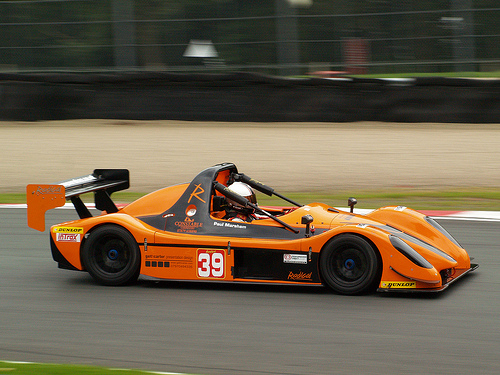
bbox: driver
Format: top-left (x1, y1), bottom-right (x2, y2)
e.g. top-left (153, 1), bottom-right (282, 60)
top-left (224, 182), bottom-right (257, 222)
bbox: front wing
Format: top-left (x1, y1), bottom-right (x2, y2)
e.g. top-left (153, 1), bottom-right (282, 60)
top-left (377, 263), bottom-right (478, 293)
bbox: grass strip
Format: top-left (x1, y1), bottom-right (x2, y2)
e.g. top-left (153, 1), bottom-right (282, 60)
top-left (0, 361), bottom-right (189, 375)
top-left (353, 71), bottom-right (500, 79)
top-left (2, 189), bottom-right (499, 211)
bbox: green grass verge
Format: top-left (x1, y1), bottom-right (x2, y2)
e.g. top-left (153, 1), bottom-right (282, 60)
top-left (297, 71), bottom-right (500, 79)
top-left (3, 189), bottom-right (500, 211)
top-left (0, 361), bottom-right (189, 375)
top-left (256, 189), bottom-right (500, 211)
top-left (352, 71), bottom-right (500, 79)
top-left (0, 194), bottom-right (27, 204)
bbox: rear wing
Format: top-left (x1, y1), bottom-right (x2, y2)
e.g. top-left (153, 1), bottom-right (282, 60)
top-left (27, 169), bottom-right (129, 231)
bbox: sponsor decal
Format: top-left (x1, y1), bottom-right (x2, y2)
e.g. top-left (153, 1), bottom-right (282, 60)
top-left (213, 221), bottom-right (247, 229)
top-left (144, 254), bottom-right (194, 268)
top-left (174, 217), bottom-right (203, 233)
top-left (380, 281), bottom-right (416, 288)
top-left (394, 206), bottom-right (407, 212)
top-left (145, 261), bottom-right (170, 268)
top-left (356, 223), bottom-right (369, 228)
top-left (145, 254), bottom-right (193, 269)
top-left (188, 184), bottom-right (206, 204)
top-left (56, 233), bottom-right (81, 242)
top-left (339, 214), bottom-right (355, 223)
top-left (197, 249), bottom-right (225, 278)
top-left (53, 227), bottom-right (84, 234)
top-left (287, 271), bottom-right (313, 281)
top-left (283, 253), bottom-right (308, 264)
top-left (34, 185), bottom-right (63, 195)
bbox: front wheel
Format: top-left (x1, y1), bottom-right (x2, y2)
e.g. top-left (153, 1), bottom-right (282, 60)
top-left (319, 234), bottom-right (381, 295)
top-left (81, 225), bottom-right (140, 286)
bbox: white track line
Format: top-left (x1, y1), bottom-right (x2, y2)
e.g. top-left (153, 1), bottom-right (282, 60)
top-left (4, 204), bottom-right (500, 221)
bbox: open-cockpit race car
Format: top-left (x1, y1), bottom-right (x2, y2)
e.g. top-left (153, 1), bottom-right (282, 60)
top-left (27, 163), bottom-right (478, 295)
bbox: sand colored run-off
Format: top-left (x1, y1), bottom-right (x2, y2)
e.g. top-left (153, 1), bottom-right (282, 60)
top-left (1, 120), bottom-right (499, 193)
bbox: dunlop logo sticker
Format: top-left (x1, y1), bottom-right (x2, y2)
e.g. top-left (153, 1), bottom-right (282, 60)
top-left (53, 227), bottom-right (84, 234)
top-left (380, 281), bottom-right (416, 289)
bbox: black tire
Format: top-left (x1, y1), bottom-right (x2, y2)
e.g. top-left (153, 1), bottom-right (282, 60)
top-left (319, 234), bottom-right (381, 295)
top-left (81, 225), bottom-right (140, 286)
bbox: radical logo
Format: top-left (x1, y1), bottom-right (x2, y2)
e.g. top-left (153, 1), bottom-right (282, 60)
top-left (287, 271), bottom-right (313, 281)
top-left (34, 185), bottom-right (63, 195)
top-left (188, 184), bottom-right (206, 204)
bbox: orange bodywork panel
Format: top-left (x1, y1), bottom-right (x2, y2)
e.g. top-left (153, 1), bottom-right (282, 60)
top-left (27, 184), bottom-right (66, 231)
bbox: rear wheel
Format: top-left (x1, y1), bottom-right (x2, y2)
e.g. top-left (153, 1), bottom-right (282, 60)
top-left (81, 225), bottom-right (140, 286)
top-left (320, 234), bottom-right (380, 295)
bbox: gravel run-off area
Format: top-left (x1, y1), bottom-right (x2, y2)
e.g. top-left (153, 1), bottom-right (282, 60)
top-left (2, 120), bottom-right (499, 194)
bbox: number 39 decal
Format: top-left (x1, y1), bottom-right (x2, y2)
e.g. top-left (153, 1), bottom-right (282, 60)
top-left (197, 249), bottom-right (225, 279)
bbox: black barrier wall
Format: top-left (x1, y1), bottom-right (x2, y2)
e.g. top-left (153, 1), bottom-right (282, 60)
top-left (0, 72), bottom-right (499, 123)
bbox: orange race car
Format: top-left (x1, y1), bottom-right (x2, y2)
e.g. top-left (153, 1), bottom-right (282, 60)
top-left (27, 163), bottom-right (477, 295)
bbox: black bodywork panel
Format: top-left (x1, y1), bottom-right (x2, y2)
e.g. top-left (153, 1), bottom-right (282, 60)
top-left (138, 163), bottom-right (304, 240)
top-left (233, 247), bottom-right (320, 283)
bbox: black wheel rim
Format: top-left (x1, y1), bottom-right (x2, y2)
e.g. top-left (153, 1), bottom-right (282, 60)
top-left (330, 246), bottom-right (368, 285)
top-left (91, 235), bottom-right (131, 275)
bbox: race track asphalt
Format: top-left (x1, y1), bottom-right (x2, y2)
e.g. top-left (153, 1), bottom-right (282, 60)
top-left (1, 208), bottom-right (499, 375)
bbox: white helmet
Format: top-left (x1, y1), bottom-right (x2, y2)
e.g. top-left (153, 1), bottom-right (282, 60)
top-left (227, 182), bottom-right (256, 205)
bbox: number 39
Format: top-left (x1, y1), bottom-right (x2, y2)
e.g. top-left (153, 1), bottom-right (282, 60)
top-left (197, 250), bottom-right (225, 278)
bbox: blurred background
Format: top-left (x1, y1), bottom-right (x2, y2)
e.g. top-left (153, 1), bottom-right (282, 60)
top-left (0, 0), bottom-right (498, 76)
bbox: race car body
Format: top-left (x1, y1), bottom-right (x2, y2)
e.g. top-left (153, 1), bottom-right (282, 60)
top-left (26, 163), bottom-right (477, 295)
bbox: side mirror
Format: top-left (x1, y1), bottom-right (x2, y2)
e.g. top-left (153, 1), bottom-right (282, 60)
top-left (348, 197), bottom-right (357, 213)
top-left (301, 215), bottom-right (314, 237)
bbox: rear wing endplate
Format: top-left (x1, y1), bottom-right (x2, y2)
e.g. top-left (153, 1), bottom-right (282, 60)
top-left (27, 169), bottom-right (129, 231)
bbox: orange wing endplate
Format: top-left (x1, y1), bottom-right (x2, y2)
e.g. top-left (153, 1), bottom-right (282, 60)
top-left (26, 184), bottom-right (66, 231)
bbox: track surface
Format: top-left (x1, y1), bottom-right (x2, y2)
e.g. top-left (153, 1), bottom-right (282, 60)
top-left (1, 209), bottom-right (499, 375)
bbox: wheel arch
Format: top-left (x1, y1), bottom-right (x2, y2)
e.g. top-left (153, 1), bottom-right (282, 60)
top-left (80, 222), bottom-right (141, 271)
top-left (319, 232), bottom-right (383, 264)
top-left (79, 222), bottom-right (142, 285)
top-left (318, 232), bottom-right (383, 293)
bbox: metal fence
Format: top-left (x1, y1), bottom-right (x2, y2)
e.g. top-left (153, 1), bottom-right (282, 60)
top-left (0, 0), bottom-right (499, 75)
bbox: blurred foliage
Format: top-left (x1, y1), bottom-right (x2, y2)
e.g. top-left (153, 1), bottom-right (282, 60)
top-left (0, 0), bottom-right (498, 74)
top-left (0, 0), bottom-right (113, 68)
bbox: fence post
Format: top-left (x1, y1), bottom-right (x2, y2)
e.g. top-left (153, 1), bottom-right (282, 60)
top-left (111, 0), bottom-right (137, 69)
top-left (275, 0), bottom-right (300, 76)
top-left (451, 0), bottom-right (476, 72)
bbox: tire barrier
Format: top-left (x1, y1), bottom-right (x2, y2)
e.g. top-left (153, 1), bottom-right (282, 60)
top-left (0, 72), bottom-right (498, 123)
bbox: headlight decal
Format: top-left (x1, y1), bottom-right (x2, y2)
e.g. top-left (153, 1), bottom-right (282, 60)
top-left (379, 225), bottom-right (457, 263)
top-left (390, 235), bottom-right (433, 269)
top-left (425, 217), bottom-right (462, 248)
